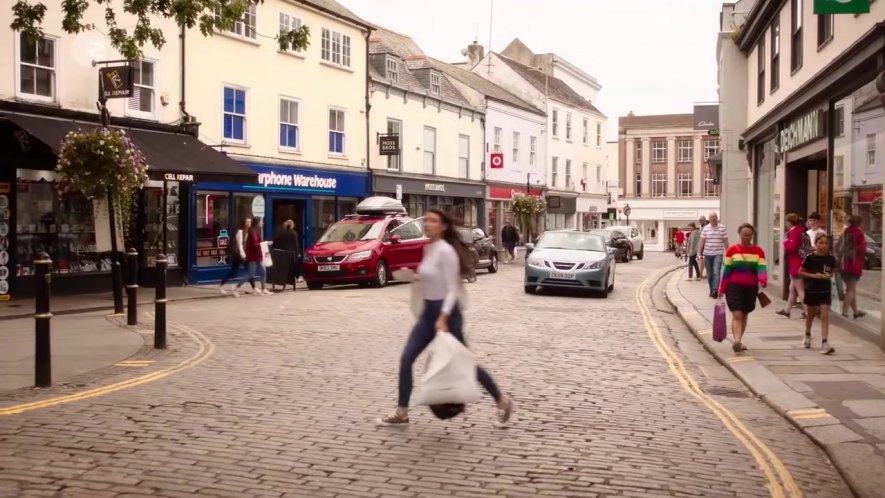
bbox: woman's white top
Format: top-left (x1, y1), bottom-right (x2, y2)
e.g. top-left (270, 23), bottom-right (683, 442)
top-left (418, 240), bottom-right (460, 314)
top-left (235, 229), bottom-right (246, 258)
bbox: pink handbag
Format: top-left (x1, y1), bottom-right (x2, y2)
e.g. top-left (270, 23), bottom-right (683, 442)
top-left (713, 300), bottom-right (727, 342)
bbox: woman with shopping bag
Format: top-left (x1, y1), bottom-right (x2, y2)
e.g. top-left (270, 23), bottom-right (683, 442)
top-left (718, 223), bottom-right (768, 353)
top-left (378, 209), bottom-right (513, 427)
top-left (245, 216), bottom-right (273, 296)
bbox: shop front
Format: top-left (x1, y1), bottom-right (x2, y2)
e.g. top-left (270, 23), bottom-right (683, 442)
top-left (576, 195), bottom-right (610, 231)
top-left (486, 183), bottom-right (543, 246)
top-left (187, 164), bottom-right (370, 284)
top-left (743, 24), bottom-right (885, 345)
top-left (545, 193), bottom-right (578, 231)
top-left (0, 106), bottom-right (253, 300)
top-left (373, 173), bottom-right (484, 228)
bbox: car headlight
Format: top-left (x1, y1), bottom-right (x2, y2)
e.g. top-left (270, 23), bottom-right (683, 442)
top-left (303, 255), bottom-right (314, 263)
top-left (587, 260), bottom-right (605, 269)
top-left (526, 256), bottom-right (544, 267)
top-left (347, 250), bottom-right (373, 262)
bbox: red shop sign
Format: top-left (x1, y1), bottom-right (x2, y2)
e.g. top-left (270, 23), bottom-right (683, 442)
top-left (858, 187), bottom-right (882, 203)
top-left (489, 185), bottom-right (533, 199)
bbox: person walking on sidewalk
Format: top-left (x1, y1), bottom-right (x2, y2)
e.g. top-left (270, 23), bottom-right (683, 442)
top-left (699, 212), bottom-right (728, 298)
top-left (697, 216), bottom-right (708, 279)
top-left (245, 216), bottom-right (273, 295)
top-left (501, 223), bottom-right (519, 264)
top-left (674, 229), bottom-right (686, 259)
top-left (686, 223), bottom-right (701, 281)
top-left (838, 214), bottom-right (867, 320)
top-left (807, 212), bottom-right (826, 245)
top-left (378, 209), bottom-right (513, 427)
top-left (272, 220), bottom-right (300, 292)
top-left (219, 218), bottom-right (251, 296)
top-left (719, 223), bottom-right (768, 353)
top-left (799, 235), bottom-right (837, 355)
top-left (777, 213), bottom-right (809, 319)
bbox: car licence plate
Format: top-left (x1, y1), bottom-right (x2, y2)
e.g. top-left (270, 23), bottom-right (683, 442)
top-left (550, 271), bottom-right (576, 280)
top-left (317, 265), bottom-right (340, 272)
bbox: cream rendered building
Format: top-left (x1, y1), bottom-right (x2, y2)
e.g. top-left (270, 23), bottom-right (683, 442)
top-left (365, 27), bottom-right (485, 227)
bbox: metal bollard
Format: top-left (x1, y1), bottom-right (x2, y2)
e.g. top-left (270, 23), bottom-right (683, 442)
top-left (125, 248), bottom-right (138, 326)
top-left (154, 254), bottom-right (168, 349)
top-left (34, 253), bottom-right (53, 388)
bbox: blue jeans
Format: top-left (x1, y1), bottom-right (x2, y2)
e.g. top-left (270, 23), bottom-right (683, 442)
top-left (704, 254), bottom-right (723, 294)
top-left (246, 261), bottom-right (266, 290)
top-left (398, 300), bottom-right (502, 407)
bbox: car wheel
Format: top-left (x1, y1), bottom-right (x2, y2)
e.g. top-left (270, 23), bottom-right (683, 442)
top-left (601, 275), bottom-right (610, 298)
top-left (608, 270), bottom-right (615, 291)
top-left (623, 247), bottom-right (632, 263)
top-left (488, 253), bottom-right (499, 273)
top-left (524, 285), bottom-right (536, 294)
top-left (373, 261), bottom-right (388, 288)
top-left (307, 281), bottom-right (324, 291)
top-left (637, 245), bottom-right (644, 260)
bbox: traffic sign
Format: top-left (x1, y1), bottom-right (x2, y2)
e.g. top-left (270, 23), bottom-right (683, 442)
top-left (623, 205), bottom-right (632, 217)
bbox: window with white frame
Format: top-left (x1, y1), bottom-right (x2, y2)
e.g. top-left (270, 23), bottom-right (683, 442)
top-left (387, 119), bottom-right (402, 171)
top-left (17, 33), bottom-right (56, 101)
top-left (329, 108), bottom-right (345, 154)
top-left (493, 127), bottom-right (502, 153)
top-left (582, 163), bottom-right (589, 191)
top-left (423, 127), bottom-right (436, 174)
top-left (512, 131), bottom-right (520, 163)
top-left (704, 173), bottom-right (720, 197)
top-left (677, 139), bottom-right (693, 163)
top-left (552, 157), bottom-right (559, 188)
top-left (127, 60), bottom-right (155, 118)
top-left (279, 13), bottom-right (303, 52)
top-left (566, 113), bottom-right (572, 141)
top-left (552, 109), bottom-right (559, 137)
top-left (386, 56), bottom-right (398, 82)
top-left (529, 136), bottom-right (537, 166)
top-left (635, 173), bottom-right (642, 196)
top-left (218, 4), bottom-right (256, 39)
top-left (835, 106), bottom-right (845, 136)
top-left (430, 71), bottom-right (441, 95)
top-left (223, 86), bottom-right (247, 143)
top-left (635, 141), bottom-right (642, 165)
top-left (596, 122), bottom-right (602, 146)
top-left (867, 134), bottom-right (877, 168)
top-left (321, 28), bottom-right (351, 67)
top-left (458, 135), bottom-right (470, 178)
top-left (834, 155), bottom-right (844, 189)
top-left (703, 138), bottom-right (720, 159)
top-left (678, 172), bottom-right (693, 198)
top-left (596, 164), bottom-right (602, 183)
top-left (279, 97), bottom-right (300, 150)
top-left (652, 140), bottom-right (667, 163)
top-left (652, 173), bottom-right (667, 197)
top-left (565, 160), bottom-right (572, 189)
top-left (583, 118), bottom-right (589, 144)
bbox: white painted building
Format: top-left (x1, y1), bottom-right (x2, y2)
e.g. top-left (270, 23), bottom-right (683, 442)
top-left (472, 47), bottom-right (609, 231)
top-left (618, 111), bottom-right (721, 252)
top-left (365, 27), bottom-right (485, 227)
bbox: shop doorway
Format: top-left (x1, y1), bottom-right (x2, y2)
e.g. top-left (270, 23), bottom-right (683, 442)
top-left (272, 199), bottom-right (307, 250)
top-left (784, 153), bottom-right (827, 225)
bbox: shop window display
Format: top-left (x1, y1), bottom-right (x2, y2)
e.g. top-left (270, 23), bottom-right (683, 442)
top-left (142, 182), bottom-right (180, 267)
top-left (16, 181), bottom-right (102, 276)
top-left (313, 196), bottom-right (336, 240)
top-left (195, 192), bottom-right (230, 267)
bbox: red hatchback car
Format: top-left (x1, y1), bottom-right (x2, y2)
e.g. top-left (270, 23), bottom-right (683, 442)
top-left (303, 197), bottom-right (428, 290)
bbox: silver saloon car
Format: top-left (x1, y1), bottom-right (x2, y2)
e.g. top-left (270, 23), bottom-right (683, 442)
top-left (524, 230), bottom-right (616, 297)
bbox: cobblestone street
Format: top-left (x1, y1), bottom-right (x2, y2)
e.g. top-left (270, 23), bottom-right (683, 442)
top-left (0, 253), bottom-right (852, 497)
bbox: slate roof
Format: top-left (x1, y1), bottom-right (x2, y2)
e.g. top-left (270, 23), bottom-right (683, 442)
top-left (497, 55), bottom-right (605, 117)
top-left (619, 113), bottom-right (694, 130)
top-left (299, 0), bottom-right (370, 28)
top-left (426, 58), bottom-right (544, 116)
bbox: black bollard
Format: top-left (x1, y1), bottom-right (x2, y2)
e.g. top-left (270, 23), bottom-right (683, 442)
top-left (154, 254), bottom-right (167, 349)
top-left (34, 253), bottom-right (53, 388)
top-left (125, 248), bottom-right (138, 326)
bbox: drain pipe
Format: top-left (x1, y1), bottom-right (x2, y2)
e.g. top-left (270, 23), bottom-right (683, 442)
top-left (179, 25), bottom-right (192, 128)
top-left (364, 28), bottom-right (373, 173)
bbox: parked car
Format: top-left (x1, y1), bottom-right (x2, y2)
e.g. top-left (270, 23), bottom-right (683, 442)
top-left (303, 197), bottom-right (427, 290)
top-left (590, 229), bottom-right (632, 263)
top-left (524, 230), bottom-right (616, 297)
top-left (603, 226), bottom-right (643, 260)
top-left (457, 227), bottom-right (499, 280)
top-left (865, 233), bottom-right (882, 270)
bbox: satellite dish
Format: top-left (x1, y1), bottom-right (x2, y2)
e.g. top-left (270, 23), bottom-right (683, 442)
top-left (460, 48), bottom-right (468, 57)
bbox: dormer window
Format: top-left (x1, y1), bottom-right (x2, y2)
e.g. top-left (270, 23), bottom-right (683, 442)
top-left (430, 71), bottom-right (441, 95)
top-left (386, 56), bottom-right (398, 83)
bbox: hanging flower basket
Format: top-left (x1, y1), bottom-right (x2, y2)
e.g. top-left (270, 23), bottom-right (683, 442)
top-left (872, 196), bottom-right (883, 218)
top-left (511, 194), bottom-right (546, 242)
top-left (56, 127), bottom-right (148, 230)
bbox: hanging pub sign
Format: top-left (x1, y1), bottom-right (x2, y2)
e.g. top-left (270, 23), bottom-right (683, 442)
top-left (775, 110), bottom-right (824, 154)
top-left (379, 134), bottom-right (400, 156)
top-left (99, 66), bottom-right (135, 99)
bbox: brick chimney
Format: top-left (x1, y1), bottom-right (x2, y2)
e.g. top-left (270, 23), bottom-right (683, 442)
top-left (466, 41), bottom-right (485, 68)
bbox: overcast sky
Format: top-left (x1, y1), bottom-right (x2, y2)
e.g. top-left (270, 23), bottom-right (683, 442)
top-left (338, 0), bottom-right (726, 140)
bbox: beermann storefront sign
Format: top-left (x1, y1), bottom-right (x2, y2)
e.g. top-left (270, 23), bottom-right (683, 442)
top-left (775, 110), bottom-right (824, 154)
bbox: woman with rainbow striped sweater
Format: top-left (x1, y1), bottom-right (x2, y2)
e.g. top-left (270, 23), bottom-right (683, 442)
top-left (718, 223), bottom-right (768, 353)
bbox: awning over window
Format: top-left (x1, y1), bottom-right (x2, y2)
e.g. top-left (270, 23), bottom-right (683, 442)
top-left (5, 113), bottom-right (255, 181)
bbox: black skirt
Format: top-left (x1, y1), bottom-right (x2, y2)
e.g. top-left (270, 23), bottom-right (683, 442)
top-left (725, 283), bottom-right (758, 313)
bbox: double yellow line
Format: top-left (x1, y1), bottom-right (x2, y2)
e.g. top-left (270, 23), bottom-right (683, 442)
top-left (0, 321), bottom-right (214, 416)
top-left (637, 270), bottom-right (802, 498)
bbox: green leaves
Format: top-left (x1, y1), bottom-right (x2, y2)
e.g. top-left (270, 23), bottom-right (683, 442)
top-left (11, 0), bottom-right (311, 60)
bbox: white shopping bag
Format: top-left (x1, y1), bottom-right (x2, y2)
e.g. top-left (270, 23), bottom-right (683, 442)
top-left (413, 332), bottom-right (482, 406)
top-left (260, 241), bottom-right (273, 268)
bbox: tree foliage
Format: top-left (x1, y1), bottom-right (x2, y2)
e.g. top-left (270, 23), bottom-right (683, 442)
top-left (11, 0), bottom-right (310, 60)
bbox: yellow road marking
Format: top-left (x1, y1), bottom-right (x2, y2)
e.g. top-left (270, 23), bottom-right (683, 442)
top-left (697, 328), bottom-right (713, 336)
top-left (638, 269), bottom-right (802, 498)
top-left (791, 413), bottom-right (832, 421)
top-left (115, 360), bottom-right (155, 367)
top-left (106, 313), bottom-right (125, 318)
top-left (728, 356), bottom-right (755, 364)
top-left (787, 408), bottom-right (827, 416)
top-left (0, 320), bottom-right (214, 416)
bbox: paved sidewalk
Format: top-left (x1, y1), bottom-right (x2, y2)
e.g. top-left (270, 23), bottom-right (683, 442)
top-left (665, 267), bottom-right (885, 498)
top-left (0, 312), bottom-right (144, 392)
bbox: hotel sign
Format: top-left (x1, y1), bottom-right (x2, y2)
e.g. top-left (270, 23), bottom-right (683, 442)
top-left (776, 110), bottom-right (824, 154)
